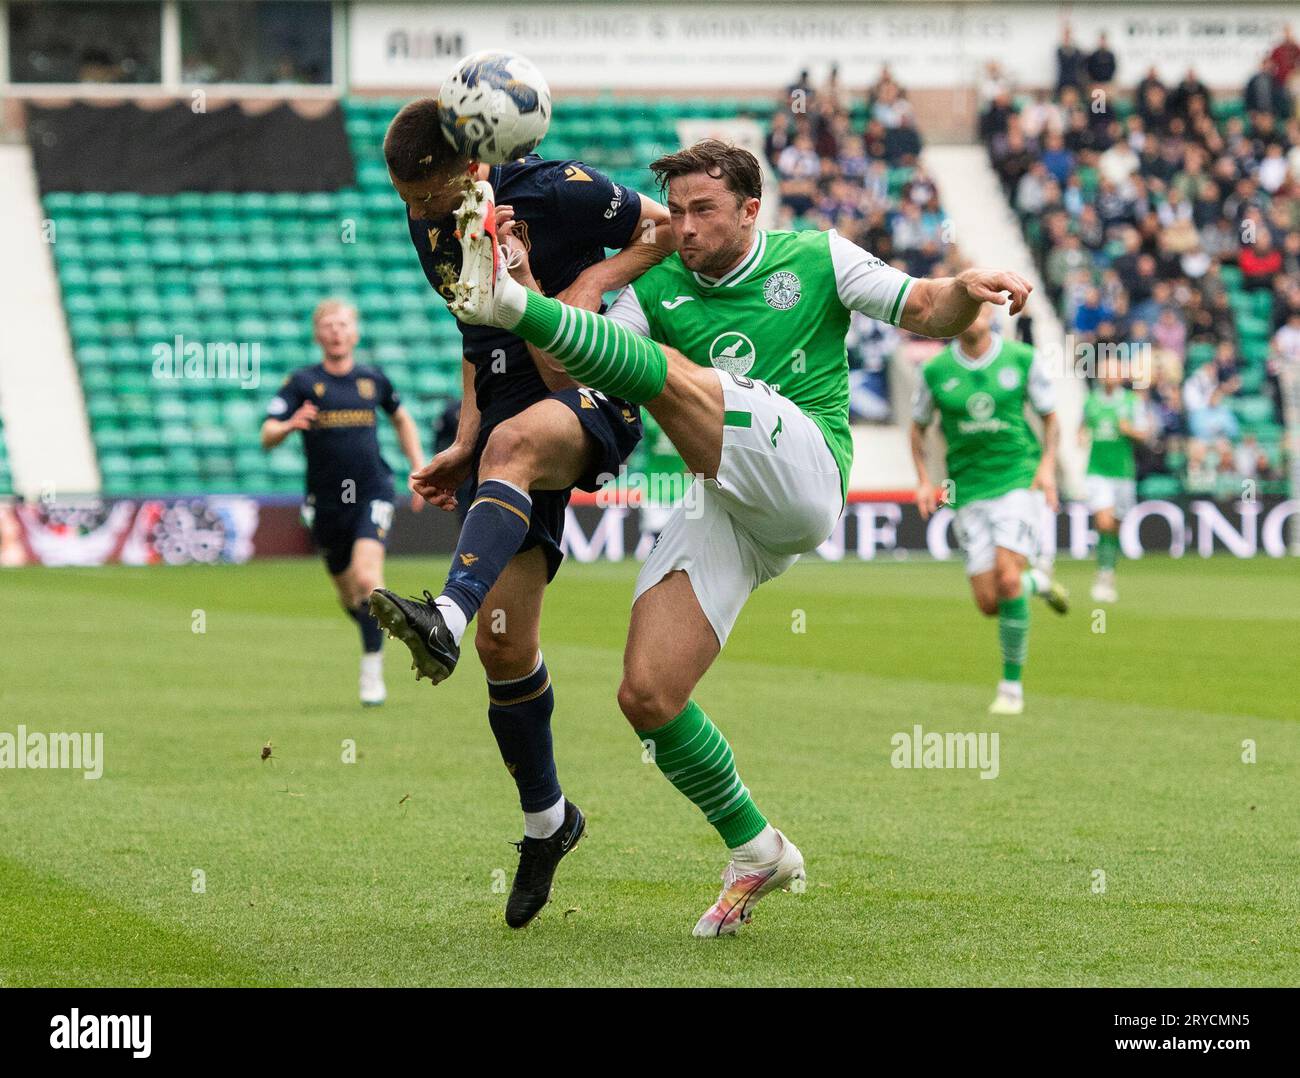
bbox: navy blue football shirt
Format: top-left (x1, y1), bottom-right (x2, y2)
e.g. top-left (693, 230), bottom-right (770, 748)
top-left (407, 156), bottom-right (643, 434)
top-left (267, 364), bottom-right (400, 506)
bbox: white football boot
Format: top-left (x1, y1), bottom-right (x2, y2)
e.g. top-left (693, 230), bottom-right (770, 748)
top-left (1090, 570), bottom-right (1118, 604)
top-left (447, 179), bottom-right (510, 327)
top-left (359, 652), bottom-right (386, 707)
top-left (692, 829), bottom-right (805, 938)
top-left (988, 679), bottom-right (1024, 716)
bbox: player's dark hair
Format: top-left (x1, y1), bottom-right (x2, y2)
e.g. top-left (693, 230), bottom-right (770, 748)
top-left (384, 98), bottom-right (464, 182)
top-left (650, 139), bottom-right (762, 204)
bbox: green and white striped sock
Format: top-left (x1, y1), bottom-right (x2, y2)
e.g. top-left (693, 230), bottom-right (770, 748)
top-left (998, 595), bottom-right (1030, 682)
top-left (513, 290), bottom-right (668, 403)
top-left (641, 700), bottom-right (767, 848)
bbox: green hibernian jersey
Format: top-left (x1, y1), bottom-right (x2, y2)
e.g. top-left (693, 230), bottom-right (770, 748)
top-left (913, 334), bottom-right (1055, 507)
top-left (607, 229), bottom-right (915, 497)
top-left (1084, 387), bottom-right (1141, 479)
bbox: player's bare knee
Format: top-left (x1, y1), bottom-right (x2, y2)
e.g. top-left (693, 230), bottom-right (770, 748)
top-left (974, 592), bottom-right (999, 617)
top-left (617, 675), bottom-right (681, 732)
top-left (995, 569), bottom-right (1022, 600)
top-left (480, 422), bottom-right (539, 486)
top-left (474, 625), bottom-right (532, 679)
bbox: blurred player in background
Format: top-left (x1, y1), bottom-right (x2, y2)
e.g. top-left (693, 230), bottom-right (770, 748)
top-left (261, 300), bottom-right (425, 706)
top-left (369, 98), bottom-right (672, 929)
top-left (911, 304), bottom-right (1068, 717)
top-left (1081, 355), bottom-right (1148, 603)
top-left (447, 138), bottom-right (1038, 936)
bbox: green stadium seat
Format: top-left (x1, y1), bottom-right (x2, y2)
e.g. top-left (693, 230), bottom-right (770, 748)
top-left (52, 95), bottom-right (791, 493)
top-left (1139, 475), bottom-right (1184, 499)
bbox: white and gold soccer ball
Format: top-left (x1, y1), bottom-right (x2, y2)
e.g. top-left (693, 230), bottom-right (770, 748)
top-left (437, 50), bottom-right (552, 164)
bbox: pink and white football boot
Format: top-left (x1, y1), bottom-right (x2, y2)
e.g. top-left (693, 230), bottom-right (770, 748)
top-left (692, 829), bottom-right (805, 938)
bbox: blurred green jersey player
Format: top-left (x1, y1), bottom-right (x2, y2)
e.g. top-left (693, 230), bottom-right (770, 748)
top-left (1081, 356), bottom-right (1148, 603)
top-left (911, 305), bottom-right (1069, 716)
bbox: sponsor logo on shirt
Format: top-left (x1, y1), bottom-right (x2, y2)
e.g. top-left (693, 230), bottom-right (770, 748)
top-left (662, 296), bottom-right (694, 309)
top-left (315, 409), bottom-right (376, 428)
top-left (709, 331), bottom-right (756, 376)
top-left (959, 391), bottom-right (1007, 433)
top-left (998, 367), bottom-right (1021, 390)
top-left (563, 165), bottom-right (592, 182)
top-left (966, 392), bottom-right (996, 421)
top-left (604, 184), bottom-right (624, 220)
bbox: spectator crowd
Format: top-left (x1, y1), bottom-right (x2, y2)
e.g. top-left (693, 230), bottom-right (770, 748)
top-left (982, 24), bottom-right (1299, 495)
top-left (763, 65), bottom-right (963, 422)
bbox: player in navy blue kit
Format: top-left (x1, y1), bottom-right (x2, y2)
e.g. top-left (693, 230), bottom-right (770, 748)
top-left (262, 300), bottom-right (425, 706)
top-left (369, 98), bottom-right (672, 927)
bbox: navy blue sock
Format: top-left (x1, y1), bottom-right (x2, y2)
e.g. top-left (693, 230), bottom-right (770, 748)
top-left (441, 479), bottom-right (533, 622)
top-left (348, 603), bottom-right (384, 653)
top-left (486, 655), bottom-right (561, 813)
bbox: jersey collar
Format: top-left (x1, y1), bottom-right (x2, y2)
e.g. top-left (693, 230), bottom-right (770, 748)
top-left (691, 231), bottom-right (766, 289)
top-left (953, 333), bottom-right (1003, 370)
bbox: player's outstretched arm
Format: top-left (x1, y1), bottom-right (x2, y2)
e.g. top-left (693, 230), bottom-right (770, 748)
top-left (388, 406), bottom-right (427, 512)
top-left (1032, 412), bottom-right (1060, 511)
top-left (556, 194), bottom-right (674, 310)
top-left (909, 375), bottom-right (941, 519)
top-left (900, 269), bottom-right (1033, 339)
top-left (260, 401), bottom-right (317, 450)
top-left (911, 421), bottom-right (940, 520)
top-left (411, 359), bottom-right (478, 511)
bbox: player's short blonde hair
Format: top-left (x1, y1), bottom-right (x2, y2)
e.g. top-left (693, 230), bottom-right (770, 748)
top-left (312, 298), bottom-right (358, 326)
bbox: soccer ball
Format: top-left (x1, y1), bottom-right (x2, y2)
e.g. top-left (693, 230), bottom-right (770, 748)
top-left (437, 50), bottom-right (552, 164)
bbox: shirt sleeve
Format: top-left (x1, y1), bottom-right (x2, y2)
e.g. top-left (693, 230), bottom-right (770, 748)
top-left (377, 369), bottom-right (402, 415)
top-left (266, 373), bottom-right (306, 418)
top-left (827, 229), bottom-right (916, 326)
top-left (1027, 353), bottom-right (1056, 414)
top-left (551, 161), bottom-right (643, 249)
top-left (605, 284), bottom-right (653, 338)
top-left (911, 371), bottom-right (936, 425)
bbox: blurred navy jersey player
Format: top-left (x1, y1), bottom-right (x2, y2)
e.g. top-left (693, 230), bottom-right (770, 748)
top-left (369, 97), bottom-right (673, 928)
top-left (261, 299), bottom-right (425, 707)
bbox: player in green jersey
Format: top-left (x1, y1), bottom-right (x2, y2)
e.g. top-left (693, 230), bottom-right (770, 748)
top-left (1080, 355), bottom-right (1148, 603)
top-left (911, 304), bottom-right (1069, 716)
top-left (447, 139), bottom-right (1032, 935)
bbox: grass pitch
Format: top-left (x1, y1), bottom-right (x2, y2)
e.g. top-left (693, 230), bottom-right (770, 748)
top-left (2, 555), bottom-right (1297, 986)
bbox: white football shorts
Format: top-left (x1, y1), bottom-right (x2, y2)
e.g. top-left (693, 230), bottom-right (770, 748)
top-left (954, 486), bottom-right (1044, 577)
top-left (1085, 474), bottom-right (1137, 520)
top-left (634, 370), bottom-right (843, 647)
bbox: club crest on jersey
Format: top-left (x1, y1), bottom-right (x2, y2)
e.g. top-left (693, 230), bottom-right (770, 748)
top-left (313, 382), bottom-right (325, 398)
top-left (966, 391), bottom-right (996, 421)
top-left (763, 271), bottom-right (801, 311)
top-left (709, 331), bottom-right (756, 376)
top-left (998, 367), bottom-right (1021, 390)
top-left (356, 378), bottom-right (375, 400)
